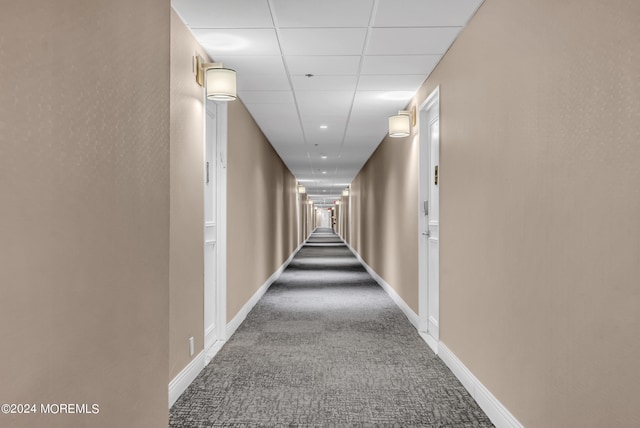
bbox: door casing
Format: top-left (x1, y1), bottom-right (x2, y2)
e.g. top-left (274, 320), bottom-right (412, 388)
top-left (418, 86), bottom-right (440, 354)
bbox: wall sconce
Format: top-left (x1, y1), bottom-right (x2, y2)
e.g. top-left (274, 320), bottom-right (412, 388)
top-left (194, 55), bottom-right (236, 101)
top-left (298, 185), bottom-right (306, 194)
top-left (388, 106), bottom-right (416, 138)
top-left (342, 189), bottom-right (349, 197)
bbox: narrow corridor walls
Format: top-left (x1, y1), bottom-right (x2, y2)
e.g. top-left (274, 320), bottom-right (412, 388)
top-left (226, 100), bottom-right (300, 325)
top-left (349, 0), bottom-right (640, 426)
top-left (1, 1), bottom-right (171, 427)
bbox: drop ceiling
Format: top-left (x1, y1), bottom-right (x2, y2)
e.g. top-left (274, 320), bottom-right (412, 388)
top-left (172, 0), bottom-right (483, 207)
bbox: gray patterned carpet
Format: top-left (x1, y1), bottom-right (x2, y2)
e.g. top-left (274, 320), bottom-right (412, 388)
top-left (170, 229), bottom-right (493, 427)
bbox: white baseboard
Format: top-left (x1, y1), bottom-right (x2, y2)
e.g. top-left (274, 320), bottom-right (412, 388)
top-left (168, 350), bottom-right (205, 408)
top-left (204, 323), bottom-right (216, 350)
top-left (344, 242), bottom-right (420, 330)
top-left (169, 240), bottom-right (306, 409)
top-left (419, 331), bottom-right (439, 354)
top-left (204, 340), bottom-right (225, 366)
top-left (346, 242), bottom-right (521, 428)
top-left (437, 343), bottom-right (523, 428)
top-left (226, 240), bottom-right (305, 339)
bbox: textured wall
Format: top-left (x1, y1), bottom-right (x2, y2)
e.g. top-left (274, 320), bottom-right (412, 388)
top-left (169, 9), bottom-right (209, 381)
top-left (350, 130), bottom-right (420, 312)
top-left (427, 1), bottom-right (640, 425)
top-left (352, 0), bottom-right (640, 426)
top-left (226, 100), bottom-right (299, 323)
top-left (0, 1), bottom-right (170, 426)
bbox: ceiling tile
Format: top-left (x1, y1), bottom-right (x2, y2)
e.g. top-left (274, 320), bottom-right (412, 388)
top-left (301, 114), bottom-right (348, 128)
top-left (296, 91), bottom-right (355, 116)
top-left (239, 91), bottom-right (294, 104)
top-left (351, 90), bottom-right (411, 113)
top-left (172, 0), bottom-right (273, 28)
top-left (279, 28), bottom-right (367, 55)
top-left (192, 29), bottom-right (280, 56)
top-left (366, 27), bottom-right (461, 55)
top-left (373, 0), bottom-right (484, 27)
top-left (286, 56), bottom-right (362, 76)
top-left (272, 0), bottom-right (374, 27)
top-left (304, 129), bottom-right (345, 147)
top-left (344, 125), bottom-right (388, 144)
top-left (213, 56), bottom-right (286, 75)
top-left (357, 74), bottom-right (425, 91)
top-left (291, 75), bottom-right (358, 92)
top-left (172, 0), bottom-right (482, 188)
top-left (246, 103), bottom-right (299, 127)
top-left (237, 73), bottom-right (291, 91)
top-left (360, 54), bottom-right (441, 75)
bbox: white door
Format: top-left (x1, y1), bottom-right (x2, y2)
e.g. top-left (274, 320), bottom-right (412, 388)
top-left (319, 209), bottom-right (330, 228)
top-left (419, 87), bottom-right (440, 353)
top-left (204, 102), bottom-right (217, 350)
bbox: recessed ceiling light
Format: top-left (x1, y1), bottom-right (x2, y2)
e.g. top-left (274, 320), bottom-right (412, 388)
top-left (321, 154), bottom-right (327, 159)
top-left (320, 125), bottom-right (328, 129)
top-left (322, 171), bottom-right (327, 174)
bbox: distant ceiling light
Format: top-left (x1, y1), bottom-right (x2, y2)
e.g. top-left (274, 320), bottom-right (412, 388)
top-left (342, 189), bottom-right (349, 196)
top-left (321, 154), bottom-right (328, 159)
top-left (320, 125), bottom-right (328, 129)
top-left (298, 185), bottom-right (306, 194)
top-left (388, 106), bottom-right (416, 138)
top-left (380, 91), bottom-right (415, 101)
top-left (335, 200), bottom-right (340, 205)
top-left (194, 56), bottom-right (236, 101)
top-left (321, 171), bottom-right (327, 174)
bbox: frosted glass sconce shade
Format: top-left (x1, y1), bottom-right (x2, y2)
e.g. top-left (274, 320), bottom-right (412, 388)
top-left (206, 67), bottom-right (236, 101)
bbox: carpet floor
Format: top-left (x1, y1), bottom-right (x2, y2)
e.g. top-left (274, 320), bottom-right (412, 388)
top-left (170, 229), bottom-right (493, 427)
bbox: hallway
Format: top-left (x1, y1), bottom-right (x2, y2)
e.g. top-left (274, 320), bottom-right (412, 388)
top-left (170, 229), bottom-right (493, 427)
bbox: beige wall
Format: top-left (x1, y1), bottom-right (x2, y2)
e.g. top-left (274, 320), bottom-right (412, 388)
top-left (350, 127), bottom-right (420, 311)
top-left (337, 195), bottom-right (350, 241)
top-left (0, 1), bottom-right (170, 427)
top-left (351, 0), bottom-right (640, 426)
top-left (170, 9), bottom-right (303, 381)
top-left (226, 100), bottom-right (300, 322)
top-left (169, 10), bottom-right (210, 380)
top-left (300, 194), bottom-right (315, 240)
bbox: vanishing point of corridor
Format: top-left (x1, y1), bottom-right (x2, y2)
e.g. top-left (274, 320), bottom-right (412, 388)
top-left (170, 229), bottom-right (492, 427)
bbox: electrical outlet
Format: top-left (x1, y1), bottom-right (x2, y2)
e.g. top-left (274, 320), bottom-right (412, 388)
top-left (189, 337), bottom-right (195, 356)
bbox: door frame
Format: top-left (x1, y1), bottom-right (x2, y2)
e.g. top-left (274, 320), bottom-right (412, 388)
top-left (203, 99), bottom-right (228, 360)
top-left (418, 85), bottom-right (440, 354)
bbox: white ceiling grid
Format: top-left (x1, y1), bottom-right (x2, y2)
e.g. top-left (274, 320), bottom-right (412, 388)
top-left (172, 0), bottom-right (483, 206)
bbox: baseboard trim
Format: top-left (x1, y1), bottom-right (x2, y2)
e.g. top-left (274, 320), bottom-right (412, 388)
top-left (204, 340), bottom-right (225, 365)
top-left (169, 241), bottom-right (306, 409)
top-left (226, 240), bottom-right (305, 339)
top-left (344, 242), bottom-right (420, 330)
top-left (168, 350), bottom-right (205, 408)
top-left (345, 241), bottom-right (521, 428)
top-left (204, 324), bottom-right (216, 350)
top-left (419, 331), bottom-right (439, 354)
top-left (438, 342), bottom-right (523, 428)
